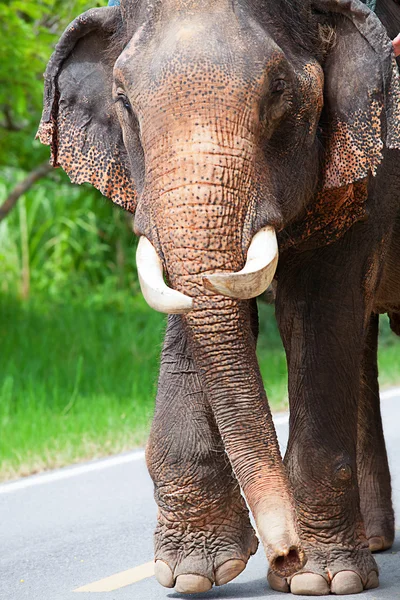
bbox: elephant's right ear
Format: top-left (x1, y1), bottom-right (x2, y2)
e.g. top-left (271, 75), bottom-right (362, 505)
top-left (37, 7), bottom-right (136, 213)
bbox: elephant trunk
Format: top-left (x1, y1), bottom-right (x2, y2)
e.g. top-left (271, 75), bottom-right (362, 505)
top-left (183, 296), bottom-right (303, 576)
top-left (136, 150), bottom-right (304, 573)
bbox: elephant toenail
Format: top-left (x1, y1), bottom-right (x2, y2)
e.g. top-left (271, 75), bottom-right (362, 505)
top-left (154, 560), bottom-right (174, 588)
top-left (175, 574), bottom-right (212, 594)
top-left (331, 571), bottom-right (363, 595)
top-left (267, 570), bottom-right (290, 592)
top-left (250, 536), bottom-right (259, 555)
top-left (290, 573), bottom-right (330, 595)
top-left (215, 559), bottom-right (246, 585)
top-left (365, 570), bottom-right (379, 589)
top-left (369, 536), bottom-right (384, 552)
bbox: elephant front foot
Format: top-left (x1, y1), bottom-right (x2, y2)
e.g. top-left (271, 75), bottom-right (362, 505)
top-left (267, 542), bottom-right (379, 595)
top-left (153, 484), bottom-right (258, 593)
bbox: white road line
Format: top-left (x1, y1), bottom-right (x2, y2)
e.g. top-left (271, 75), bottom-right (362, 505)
top-left (1, 387), bottom-right (398, 495)
top-left (0, 451), bottom-right (145, 495)
top-left (73, 561), bottom-right (154, 592)
top-left (381, 387), bottom-right (400, 400)
top-left (273, 414), bottom-right (289, 426)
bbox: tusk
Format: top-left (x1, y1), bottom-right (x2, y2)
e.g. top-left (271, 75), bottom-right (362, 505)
top-left (203, 226), bottom-right (278, 299)
top-left (136, 237), bottom-right (193, 314)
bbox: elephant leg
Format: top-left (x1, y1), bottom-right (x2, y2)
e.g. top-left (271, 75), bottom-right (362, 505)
top-left (146, 314), bottom-right (258, 594)
top-left (358, 313), bottom-right (394, 553)
top-left (269, 225), bottom-right (381, 595)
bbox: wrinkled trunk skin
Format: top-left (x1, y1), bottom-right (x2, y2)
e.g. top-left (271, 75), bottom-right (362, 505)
top-left (184, 295), bottom-right (302, 574)
top-left (138, 134), bottom-right (304, 572)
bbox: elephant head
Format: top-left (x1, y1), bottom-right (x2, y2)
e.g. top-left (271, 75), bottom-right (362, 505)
top-left (38, 0), bottom-right (400, 576)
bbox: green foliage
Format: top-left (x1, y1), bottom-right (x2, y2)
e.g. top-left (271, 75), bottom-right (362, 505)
top-left (0, 2), bottom-right (140, 301)
top-left (257, 302), bottom-right (289, 409)
top-left (0, 174), bottom-right (139, 299)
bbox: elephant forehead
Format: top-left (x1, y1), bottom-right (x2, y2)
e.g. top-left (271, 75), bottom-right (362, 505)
top-left (166, 20), bottom-right (207, 41)
top-left (114, 12), bottom-right (285, 101)
top-left (139, 70), bottom-right (261, 142)
top-left (132, 53), bottom-right (289, 148)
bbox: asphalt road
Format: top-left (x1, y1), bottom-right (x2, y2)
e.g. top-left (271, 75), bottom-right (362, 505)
top-left (1, 389), bottom-right (399, 600)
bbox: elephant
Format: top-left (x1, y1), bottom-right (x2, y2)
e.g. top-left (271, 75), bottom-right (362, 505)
top-left (38, 0), bottom-right (400, 595)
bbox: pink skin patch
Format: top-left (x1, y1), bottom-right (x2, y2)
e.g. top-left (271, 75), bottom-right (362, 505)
top-left (393, 34), bottom-right (400, 57)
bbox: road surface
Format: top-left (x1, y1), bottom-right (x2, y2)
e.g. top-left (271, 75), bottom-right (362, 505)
top-left (1, 389), bottom-right (399, 600)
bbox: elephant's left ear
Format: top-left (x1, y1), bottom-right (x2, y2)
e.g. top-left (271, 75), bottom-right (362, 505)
top-left (313, 0), bottom-right (400, 190)
top-left (37, 7), bottom-right (136, 212)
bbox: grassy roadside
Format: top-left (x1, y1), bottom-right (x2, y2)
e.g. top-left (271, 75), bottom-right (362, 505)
top-left (1, 294), bottom-right (399, 481)
top-left (0, 293), bottom-right (164, 480)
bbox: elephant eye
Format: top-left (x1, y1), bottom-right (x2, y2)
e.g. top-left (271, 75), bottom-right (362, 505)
top-left (114, 92), bottom-right (132, 113)
top-left (259, 76), bottom-right (291, 136)
top-left (271, 78), bottom-right (287, 94)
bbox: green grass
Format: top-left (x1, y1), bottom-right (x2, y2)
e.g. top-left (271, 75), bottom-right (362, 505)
top-left (0, 293), bottom-right (165, 480)
top-left (1, 294), bottom-right (399, 481)
top-left (257, 302), bottom-right (291, 411)
top-left (376, 315), bottom-right (400, 389)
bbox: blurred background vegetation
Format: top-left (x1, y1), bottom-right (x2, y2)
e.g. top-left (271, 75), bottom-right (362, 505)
top-left (1, 0), bottom-right (399, 481)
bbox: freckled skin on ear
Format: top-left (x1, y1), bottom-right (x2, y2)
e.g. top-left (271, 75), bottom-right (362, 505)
top-left (38, 0), bottom-right (400, 595)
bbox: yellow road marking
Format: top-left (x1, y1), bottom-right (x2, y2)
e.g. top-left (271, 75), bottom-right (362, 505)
top-left (73, 561), bottom-right (154, 593)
